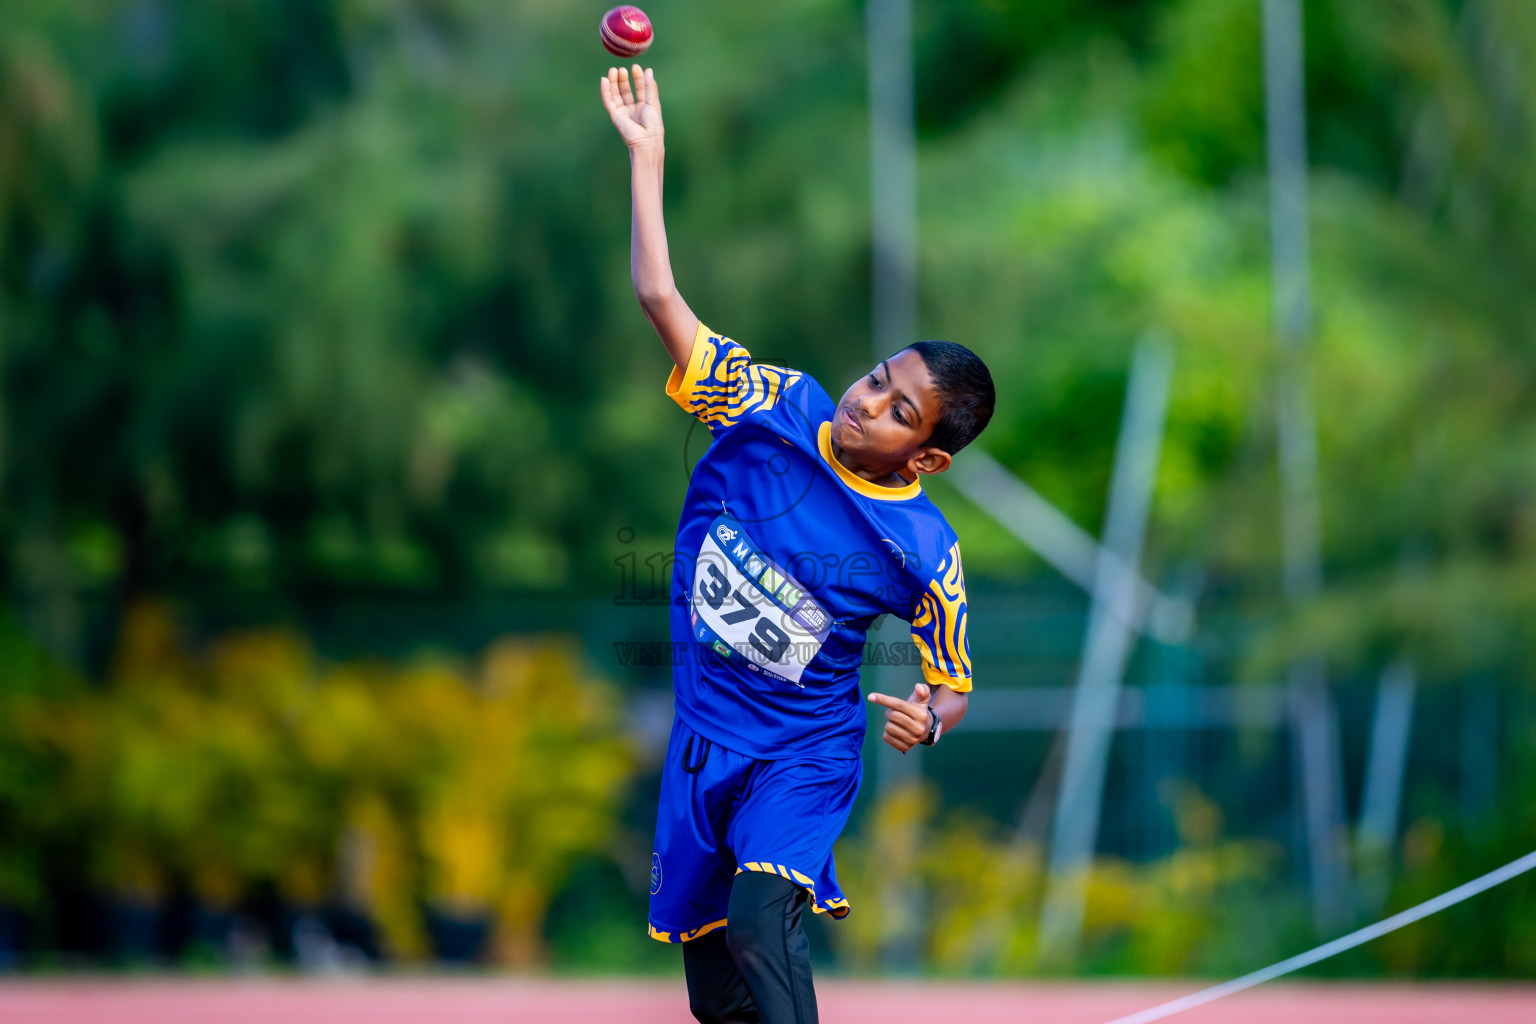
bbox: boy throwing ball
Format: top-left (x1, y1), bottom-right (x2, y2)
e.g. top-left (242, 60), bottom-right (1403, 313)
top-left (601, 65), bottom-right (994, 1023)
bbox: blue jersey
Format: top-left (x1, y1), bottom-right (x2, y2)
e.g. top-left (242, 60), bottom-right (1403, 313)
top-left (666, 323), bottom-right (972, 760)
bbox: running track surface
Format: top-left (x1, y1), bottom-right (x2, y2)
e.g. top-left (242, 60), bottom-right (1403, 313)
top-left (1, 978), bottom-right (1532, 1023)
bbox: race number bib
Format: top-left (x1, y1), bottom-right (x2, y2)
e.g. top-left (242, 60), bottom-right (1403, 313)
top-left (691, 514), bottom-right (832, 686)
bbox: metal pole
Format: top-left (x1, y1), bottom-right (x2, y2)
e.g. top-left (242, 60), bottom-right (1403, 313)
top-left (948, 453), bottom-right (1195, 644)
top-left (868, 0), bottom-right (922, 972)
top-left (1039, 335), bottom-right (1174, 964)
top-left (1358, 656), bottom-right (1416, 914)
top-left (868, 0), bottom-right (917, 367)
top-left (1263, 0), bottom-right (1350, 932)
top-left (1460, 681), bottom-right (1499, 822)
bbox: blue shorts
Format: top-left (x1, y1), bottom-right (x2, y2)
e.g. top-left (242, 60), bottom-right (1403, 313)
top-left (647, 717), bottom-right (861, 942)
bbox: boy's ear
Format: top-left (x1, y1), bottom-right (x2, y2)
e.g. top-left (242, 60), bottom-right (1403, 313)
top-left (907, 447), bottom-right (952, 477)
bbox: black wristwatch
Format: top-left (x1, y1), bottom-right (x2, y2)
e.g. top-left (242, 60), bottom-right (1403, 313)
top-left (920, 706), bottom-right (943, 746)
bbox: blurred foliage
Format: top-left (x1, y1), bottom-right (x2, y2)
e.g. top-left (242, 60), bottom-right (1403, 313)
top-left (835, 781), bottom-right (1278, 975)
top-left (0, 613), bottom-right (84, 913)
top-left (0, 0), bottom-right (1533, 665)
top-left (4, 603), bottom-right (630, 966)
top-left (836, 772), bottom-right (1536, 978)
top-left (2, 0), bottom-right (1534, 679)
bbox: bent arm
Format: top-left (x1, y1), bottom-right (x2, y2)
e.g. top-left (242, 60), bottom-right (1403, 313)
top-left (930, 682), bottom-right (968, 735)
top-left (629, 143), bottom-right (699, 370)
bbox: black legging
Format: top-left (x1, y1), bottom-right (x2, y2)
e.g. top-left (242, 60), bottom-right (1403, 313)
top-left (683, 870), bottom-right (818, 1024)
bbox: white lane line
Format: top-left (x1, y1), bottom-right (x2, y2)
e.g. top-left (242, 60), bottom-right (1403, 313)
top-left (1103, 848), bottom-right (1536, 1024)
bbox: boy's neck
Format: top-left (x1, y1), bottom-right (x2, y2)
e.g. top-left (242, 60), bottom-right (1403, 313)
top-left (828, 439), bottom-right (913, 489)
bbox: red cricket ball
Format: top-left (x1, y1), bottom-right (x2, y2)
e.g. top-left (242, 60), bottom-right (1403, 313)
top-left (600, 6), bottom-right (653, 58)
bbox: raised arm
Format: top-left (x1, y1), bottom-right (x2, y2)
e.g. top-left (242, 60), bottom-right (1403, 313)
top-left (600, 65), bottom-right (699, 371)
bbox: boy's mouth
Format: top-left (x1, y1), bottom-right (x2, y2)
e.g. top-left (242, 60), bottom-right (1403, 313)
top-left (841, 406), bottom-right (863, 434)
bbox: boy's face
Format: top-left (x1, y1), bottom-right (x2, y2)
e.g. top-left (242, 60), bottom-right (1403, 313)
top-left (831, 349), bottom-right (949, 478)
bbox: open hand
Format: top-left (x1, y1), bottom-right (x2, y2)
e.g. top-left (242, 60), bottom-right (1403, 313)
top-left (867, 683), bottom-right (932, 753)
top-left (600, 65), bottom-right (664, 150)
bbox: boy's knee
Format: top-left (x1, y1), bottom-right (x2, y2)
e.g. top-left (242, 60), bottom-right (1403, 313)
top-left (683, 930), bottom-right (758, 1023)
top-left (725, 870), bottom-right (804, 965)
top-left (723, 915), bottom-right (768, 968)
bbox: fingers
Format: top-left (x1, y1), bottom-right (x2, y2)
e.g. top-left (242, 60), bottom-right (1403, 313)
top-left (906, 682), bottom-right (931, 705)
top-left (869, 691), bottom-right (927, 751)
top-left (881, 720), bottom-right (921, 753)
top-left (868, 692), bottom-right (922, 729)
top-left (604, 67), bottom-right (624, 112)
top-left (866, 692), bottom-right (907, 712)
top-left (603, 66), bottom-right (657, 117)
top-left (645, 67), bottom-right (661, 112)
top-left (883, 706), bottom-right (927, 743)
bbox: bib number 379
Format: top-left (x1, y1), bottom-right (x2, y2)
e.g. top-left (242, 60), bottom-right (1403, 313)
top-left (698, 563), bottom-right (792, 662)
top-left (692, 515), bottom-right (831, 686)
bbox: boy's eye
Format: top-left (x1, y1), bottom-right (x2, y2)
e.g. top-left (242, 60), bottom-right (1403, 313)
top-left (894, 407), bottom-right (906, 425)
top-left (868, 373), bottom-right (881, 388)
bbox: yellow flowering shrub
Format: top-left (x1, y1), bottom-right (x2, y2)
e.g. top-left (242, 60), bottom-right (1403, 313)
top-left (49, 602), bottom-right (631, 965)
top-left (833, 778), bottom-right (1276, 976)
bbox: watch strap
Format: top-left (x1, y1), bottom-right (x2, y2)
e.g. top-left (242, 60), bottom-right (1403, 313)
top-left (921, 705), bottom-right (942, 746)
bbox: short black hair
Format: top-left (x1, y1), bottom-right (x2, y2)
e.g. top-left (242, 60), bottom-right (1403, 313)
top-left (903, 340), bottom-right (995, 455)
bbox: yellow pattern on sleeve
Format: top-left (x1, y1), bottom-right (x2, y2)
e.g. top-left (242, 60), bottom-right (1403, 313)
top-left (665, 322), bottom-right (801, 429)
top-left (910, 541), bottom-right (972, 692)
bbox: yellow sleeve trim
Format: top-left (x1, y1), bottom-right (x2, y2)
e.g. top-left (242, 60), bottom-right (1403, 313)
top-left (664, 320), bottom-right (719, 412)
top-left (921, 659), bottom-right (972, 693)
top-left (911, 541), bottom-right (971, 691)
top-left (666, 324), bottom-right (803, 429)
